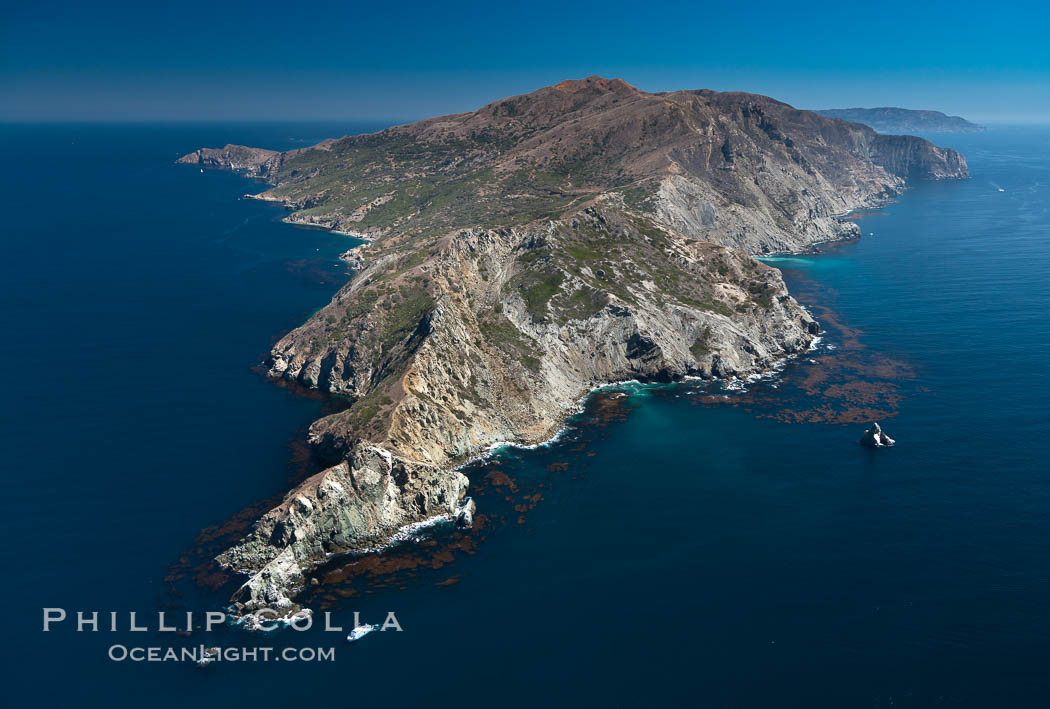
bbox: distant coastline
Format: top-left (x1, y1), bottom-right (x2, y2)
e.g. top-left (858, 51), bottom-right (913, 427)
top-left (816, 107), bottom-right (985, 134)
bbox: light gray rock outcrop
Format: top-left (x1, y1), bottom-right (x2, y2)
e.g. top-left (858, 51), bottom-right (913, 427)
top-left (860, 422), bottom-right (896, 448)
top-left (219, 444), bottom-right (468, 611)
top-left (453, 497), bottom-right (476, 529)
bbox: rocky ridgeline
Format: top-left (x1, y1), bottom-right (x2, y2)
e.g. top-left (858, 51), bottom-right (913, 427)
top-left (179, 77), bottom-right (967, 613)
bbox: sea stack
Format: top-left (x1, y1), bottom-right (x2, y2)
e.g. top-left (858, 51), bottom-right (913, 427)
top-left (453, 497), bottom-right (477, 529)
top-left (860, 422), bottom-right (895, 448)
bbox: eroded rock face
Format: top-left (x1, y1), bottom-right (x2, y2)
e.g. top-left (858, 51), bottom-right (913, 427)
top-left (229, 547), bottom-right (303, 613)
top-left (220, 209), bottom-right (818, 607)
top-left (860, 422), bottom-right (896, 448)
top-left (271, 208), bottom-right (820, 471)
top-left (870, 135), bottom-right (970, 182)
top-left (218, 444), bottom-right (468, 612)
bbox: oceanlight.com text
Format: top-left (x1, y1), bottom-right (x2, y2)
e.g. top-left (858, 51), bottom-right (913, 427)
top-left (108, 645), bottom-right (336, 662)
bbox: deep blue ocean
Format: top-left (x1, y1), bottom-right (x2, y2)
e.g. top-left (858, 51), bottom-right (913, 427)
top-left (3, 123), bottom-right (1049, 707)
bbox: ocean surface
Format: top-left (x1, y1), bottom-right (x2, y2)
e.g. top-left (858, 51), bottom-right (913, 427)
top-left (3, 123), bottom-right (1049, 707)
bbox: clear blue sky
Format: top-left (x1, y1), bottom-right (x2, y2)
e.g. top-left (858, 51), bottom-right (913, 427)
top-left (3, 0), bottom-right (1048, 122)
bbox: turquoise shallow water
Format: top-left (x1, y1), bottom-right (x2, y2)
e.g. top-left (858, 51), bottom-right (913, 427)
top-left (3, 125), bottom-right (1050, 707)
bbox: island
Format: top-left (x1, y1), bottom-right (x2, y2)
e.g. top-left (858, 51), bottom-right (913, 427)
top-left (815, 107), bottom-right (985, 134)
top-left (178, 76), bottom-right (968, 615)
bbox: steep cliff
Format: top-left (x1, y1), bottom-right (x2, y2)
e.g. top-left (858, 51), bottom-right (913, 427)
top-left (180, 77), bottom-right (967, 614)
top-left (870, 134), bottom-right (971, 180)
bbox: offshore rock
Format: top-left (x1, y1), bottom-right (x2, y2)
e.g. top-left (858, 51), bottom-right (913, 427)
top-left (453, 497), bottom-right (477, 529)
top-left (860, 422), bottom-right (896, 448)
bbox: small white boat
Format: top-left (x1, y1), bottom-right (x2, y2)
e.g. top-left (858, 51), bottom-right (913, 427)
top-left (196, 647), bottom-right (220, 666)
top-left (347, 624), bottom-right (376, 643)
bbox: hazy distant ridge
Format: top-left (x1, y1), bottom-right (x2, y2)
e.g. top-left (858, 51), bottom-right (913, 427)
top-left (816, 107), bottom-right (985, 134)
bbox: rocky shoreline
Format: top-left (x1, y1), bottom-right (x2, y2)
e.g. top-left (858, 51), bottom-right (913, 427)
top-left (178, 77), bottom-right (968, 615)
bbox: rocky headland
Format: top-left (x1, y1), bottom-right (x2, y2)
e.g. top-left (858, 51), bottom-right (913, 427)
top-left (815, 107), bottom-right (985, 134)
top-left (178, 76), bottom-right (968, 614)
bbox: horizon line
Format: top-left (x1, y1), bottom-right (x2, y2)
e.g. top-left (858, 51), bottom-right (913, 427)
top-left (3, 116), bottom-right (1050, 126)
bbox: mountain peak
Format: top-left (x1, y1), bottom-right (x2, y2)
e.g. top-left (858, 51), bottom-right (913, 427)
top-left (551, 76), bottom-right (641, 95)
top-left (181, 82), bottom-right (969, 249)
